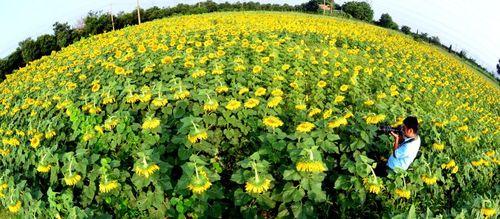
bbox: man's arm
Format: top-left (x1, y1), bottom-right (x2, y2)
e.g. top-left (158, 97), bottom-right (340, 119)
top-left (390, 131), bottom-right (400, 158)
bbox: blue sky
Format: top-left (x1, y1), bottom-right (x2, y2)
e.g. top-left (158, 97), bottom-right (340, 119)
top-left (1, 0), bottom-right (499, 73)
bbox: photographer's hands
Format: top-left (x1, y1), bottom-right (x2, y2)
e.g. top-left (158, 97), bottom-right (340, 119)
top-left (390, 131), bottom-right (399, 140)
top-left (390, 131), bottom-right (400, 153)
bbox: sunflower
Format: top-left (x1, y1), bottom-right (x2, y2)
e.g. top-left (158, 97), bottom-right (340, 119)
top-left (102, 95), bottom-right (115, 104)
top-left (364, 99), bottom-right (374, 106)
top-left (245, 177), bottom-right (272, 194)
top-left (37, 164), bottom-right (52, 173)
top-left (367, 184), bottom-right (382, 194)
top-left (0, 148), bottom-right (10, 156)
top-left (317, 80), bottom-right (327, 88)
top-left (485, 150), bottom-right (495, 157)
top-left (161, 56), bottom-right (173, 64)
top-left (328, 117), bottom-right (348, 128)
top-left (262, 116), bottom-right (283, 129)
top-left (104, 117), bottom-right (119, 130)
top-left (340, 84), bottom-right (349, 92)
top-left (203, 100), bottom-right (219, 112)
top-left (191, 69), bottom-right (206, 78)
top-left (394, 188), bottom-right (411, 199)
top-left (225, 100), bottom-right (241, 111)
top-left (30, 134), bottom-right (42, 149)
top-left (295, 104), bottom-right (306, 110)
top-left (125, 94), bottom-right (141, 103)
top-left (91, 83), bottom-right (100, 92)
top-left (252, 65), bottom-right (262, 74)
top-left (187, 130), bottom-right (208, 144)
top-left (174, 90), bottom-right (190, 100)
top-left (296, 160), bottom-right (327, 173)
top-left (296, 122), bottom-right (315, 133)
top-left (255, 87), bottom-right (266, 96)
top-left (187, 169), bottom-right (212, 194)
top-left (238, 87), bottom-right (249, 95)
top-left (271, 89), bottom-right (284, 96)
top-left (334, 95), bottom-right (345, 104)
top-left (322, 109), bottom-right (333, 119)
top-left (421, 175), bottom-right (437, 185)
top-left (365, 114), bottom-right (386, 124)
top-left (363, 178), bottom-right (382, 195)
top-left (8, 201), bottom-right (21, 213)
top-left (151, 97), bottom-right (168, 107)
top-left (142, 117), bottom-right (161, 130)
top-left (99, 180), bottom-right (119, 193)
top-left (267, 96), bottom-right (282, 108)
top-left (139, 92), bottom-right (152, 103)
top-left (64, 174), bottom-right (82, 186)
top-left (45, 130), bottom-right (56, 139)
top-left (134, 163), bottom-right (160, 178)
top-left (215, 86), bottom-right (229, 94)
top-left (244, 98), bottom-right (260, 108)
top-left (481, 208), bottom-right (496, 218)
top-left (441, 159), bottom-right (456, 169)
top-left (432, 143), bottom-right (445, 151)
top-left (308, 108), bottom-right (321, 117)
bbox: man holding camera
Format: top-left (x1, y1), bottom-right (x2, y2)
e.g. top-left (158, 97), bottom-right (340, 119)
top-left (377, 116), bottom-right (421, 176)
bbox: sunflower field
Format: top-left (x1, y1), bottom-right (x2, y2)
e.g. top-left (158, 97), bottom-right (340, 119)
top-left (0, 12), bottom-right (498, 218)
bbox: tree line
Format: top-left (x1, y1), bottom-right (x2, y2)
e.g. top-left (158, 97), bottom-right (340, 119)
top-left (0, 0), bottom-right (497, 80)
top-left (0, 1), bottom-right (302, 79)
top-left (337, 1), bottom-right (498, 79)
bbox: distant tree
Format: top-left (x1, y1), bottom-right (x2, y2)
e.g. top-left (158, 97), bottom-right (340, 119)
top-left (83, 11), bottom-right (113, 36)
top-left (301, 0), bottom-right (320, 12)
top-left (1, 49), bottom-right (25, 77)
top-left (377, 13), bottom-right (398, 30)
top-left (36, 34), bottom-right (59, 56)
top-left (429, 36), bottom-right (440, 44)
top-left (497, 59), bottom-right (500, 74)
top-left (341, 1), bottom-right (373, 22)
top-left (401, 25), bottom-right (411, 34)
top-left (334, 3), bottom-right (341, 10)
top-left (459, 50), bottom-right (467, 58)
top-left (448, 44), bottom-right (453, 53)
top-left (19, 38), bottom-right (41, 63)
top-left (53, 22), bottom-right (78, 48)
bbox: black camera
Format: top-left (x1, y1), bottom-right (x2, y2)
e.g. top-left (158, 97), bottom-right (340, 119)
top-left (377, 125), bottom-right (403, 136)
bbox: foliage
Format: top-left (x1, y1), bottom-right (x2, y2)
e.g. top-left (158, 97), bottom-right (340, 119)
top-left (401, 25), bottom-right (411, 35)
top-left (376, 13), bottom-right (398, 30)
top-left (341, 1), bottom-right (374, 22)
top-left (0, 12), bottom-right (498, 218)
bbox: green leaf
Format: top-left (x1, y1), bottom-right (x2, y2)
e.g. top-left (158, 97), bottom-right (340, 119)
top-left (407, 204), bottom-right (416, 219)
top-left (233, 188), bottom-right (252, 206)
top-left (283, 170), bottom-right (301, 181)
top-left (361, 131), bottom-right (370, 143)
top-left (277, 203), bottom-right (290, 218)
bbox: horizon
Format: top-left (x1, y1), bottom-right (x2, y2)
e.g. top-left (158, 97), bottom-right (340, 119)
top-left (0, 0), bottom-right (499, 74)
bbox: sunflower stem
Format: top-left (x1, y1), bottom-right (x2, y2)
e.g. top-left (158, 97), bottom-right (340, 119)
top-left (194, 164), bottom-right (200, 180)
top-left (308, 149), bottom-right (314, 161)
top-left (252, 161), bottom-right (259, 182)
top-left (191, 121), bottom-right (199, 132)
top-left (369, 165), bottom-right (377, 181)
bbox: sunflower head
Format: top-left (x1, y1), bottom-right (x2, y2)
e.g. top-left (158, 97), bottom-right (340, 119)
top-left (187, 169), bottom-right (212, 194)
top-left (245, 177), bottom-right (271, 194)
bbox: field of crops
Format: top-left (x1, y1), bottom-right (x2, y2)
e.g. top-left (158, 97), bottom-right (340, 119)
top-left (0, 12), bottom-right (498, 218)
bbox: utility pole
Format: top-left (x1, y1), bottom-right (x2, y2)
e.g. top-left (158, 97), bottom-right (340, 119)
top-left (323, 0), bottom-right (326, 14)
top-left (331, 0), bottom-right (334, 14)
top-left (136, 0), bottom-right (142, 24)
top-left (110, 4), bottom-right (115, 31)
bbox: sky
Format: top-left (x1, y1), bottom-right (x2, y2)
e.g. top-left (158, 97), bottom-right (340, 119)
top-left (0, 0), bottom-right (499, 73)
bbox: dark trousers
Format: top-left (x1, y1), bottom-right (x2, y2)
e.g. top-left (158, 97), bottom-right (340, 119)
top-left (375, 162), bottom-right (389, 177)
